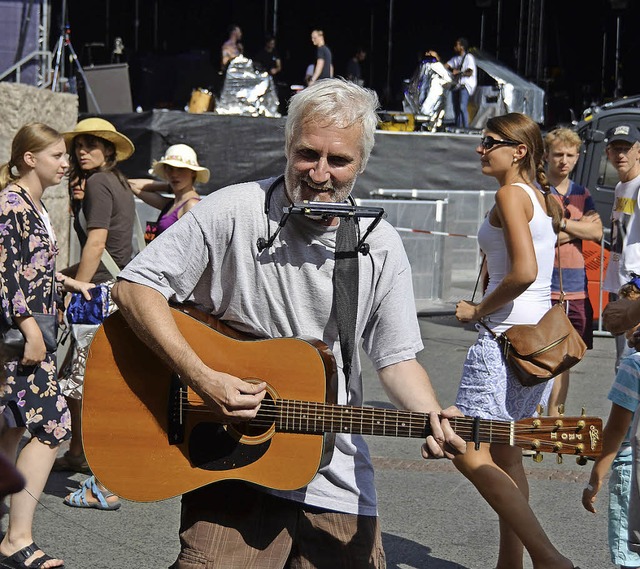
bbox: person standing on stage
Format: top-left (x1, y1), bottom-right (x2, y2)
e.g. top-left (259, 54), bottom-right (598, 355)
top-left (308, 29), bottom-right (333, 86)
top-left (221, 24), bottom-right (243, 70)
top-left (426, 37), bottom-right (477, 130)
top-left (254, 35), bottom-right (282, 77)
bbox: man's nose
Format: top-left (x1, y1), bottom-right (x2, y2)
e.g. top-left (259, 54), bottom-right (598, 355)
top-left (309, 158), bottom-right (330, 182)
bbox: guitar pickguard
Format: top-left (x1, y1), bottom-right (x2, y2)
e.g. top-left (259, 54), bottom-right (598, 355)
top-left (188, 422), bottom-right (271, 471)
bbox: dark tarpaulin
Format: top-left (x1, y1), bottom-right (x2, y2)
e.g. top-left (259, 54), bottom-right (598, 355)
top-left (97, 110), bottom-right (495, 197)
top-left (100, 110), bottom-right (288, 193)
top-left (357, 131), bottom-right (495, 195)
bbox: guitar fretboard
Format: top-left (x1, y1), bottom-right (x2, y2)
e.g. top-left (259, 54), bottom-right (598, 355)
top-left (252, 399), bottom-right (514, 445)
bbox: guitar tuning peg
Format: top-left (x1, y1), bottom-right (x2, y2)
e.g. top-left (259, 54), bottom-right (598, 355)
top-left (536, 404), bottom-right (544, 415)
top-left (557, 404), bottom-right (565, 416)
top-left (576, 456), bottom-right (588, 466)
top-left (556, 454), bottom-right (563, 464)
top-left (581, 407), bottom-right (586, 417)
top-left (533, 452), bottom-right (543, 463)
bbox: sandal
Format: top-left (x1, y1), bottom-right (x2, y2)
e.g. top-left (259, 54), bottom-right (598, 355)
top-left (0, 542), bottom-right (64, 568)
top-left (52, 451), bottom-right (90, 474)
top-left (63, 476), bottom-right (121, 511)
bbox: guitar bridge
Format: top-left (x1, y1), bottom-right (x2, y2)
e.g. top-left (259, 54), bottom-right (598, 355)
top-left (167, 373), bottom-right (186, 445)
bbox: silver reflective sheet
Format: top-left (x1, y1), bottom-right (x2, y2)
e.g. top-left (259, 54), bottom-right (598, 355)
top-left (215, 55), bottom-right (281, 118)
top-left (403, 59), bottom-right (454, 131)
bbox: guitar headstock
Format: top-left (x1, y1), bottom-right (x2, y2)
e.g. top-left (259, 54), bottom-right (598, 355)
top-left (513, 415), bottom-right (603, 463)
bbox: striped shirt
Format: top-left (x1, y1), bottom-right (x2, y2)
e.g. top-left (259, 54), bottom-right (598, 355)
top-left (550, 181), bottom-right (596, 300)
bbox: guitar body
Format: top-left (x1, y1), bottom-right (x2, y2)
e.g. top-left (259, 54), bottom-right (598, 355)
top-left (83, 306), bottom-right (604, 503)
top-left (82, 308), bottom-right (338, 502)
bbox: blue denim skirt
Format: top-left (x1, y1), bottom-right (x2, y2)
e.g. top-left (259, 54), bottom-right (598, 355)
top-left (455, 333), bottom-right (553, 422)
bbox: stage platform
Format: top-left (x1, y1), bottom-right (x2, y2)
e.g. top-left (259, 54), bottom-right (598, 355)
top-left (101, 110), bottom-right (496, 197)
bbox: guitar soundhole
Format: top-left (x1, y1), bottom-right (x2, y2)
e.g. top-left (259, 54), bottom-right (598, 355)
top-left (235, 390), bottom-right (275, 440)
top-left (189, 422), bottom-right (271, 471)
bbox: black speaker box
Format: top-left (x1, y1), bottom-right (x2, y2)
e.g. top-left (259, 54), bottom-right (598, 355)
top-left (82, 63), bottom-right (133, 114)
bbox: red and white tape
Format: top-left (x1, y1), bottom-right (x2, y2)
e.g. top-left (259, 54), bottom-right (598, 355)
top-left (395, 227), bottom-right (478, 239)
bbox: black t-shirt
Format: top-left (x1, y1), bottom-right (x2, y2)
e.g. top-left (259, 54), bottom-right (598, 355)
top-left (254, 49), bottom-right (279, 74)
top-left (346, 58), bottom-right (361, 81)
top-left (316, 45), bottom-right (332, 79)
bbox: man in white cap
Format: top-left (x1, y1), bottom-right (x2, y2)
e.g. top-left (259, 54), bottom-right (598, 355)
top-left (603, 123), bottom-right (640, 367)
top-left (601, 123), bottom-right (640, 569)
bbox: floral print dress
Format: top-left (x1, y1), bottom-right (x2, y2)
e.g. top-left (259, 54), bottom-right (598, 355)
top-left (0, 185), bottom-right (70, 446)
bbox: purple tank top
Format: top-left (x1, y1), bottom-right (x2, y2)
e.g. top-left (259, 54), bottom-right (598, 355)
top-left (156, 197), bottom-right (201, 235)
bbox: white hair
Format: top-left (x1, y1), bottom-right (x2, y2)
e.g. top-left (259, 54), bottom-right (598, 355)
top-left (285, 78), bottom-right (379, 172)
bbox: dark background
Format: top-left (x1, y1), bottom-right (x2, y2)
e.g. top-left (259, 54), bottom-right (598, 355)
top-left (51, 0), bottom-right (640, 126)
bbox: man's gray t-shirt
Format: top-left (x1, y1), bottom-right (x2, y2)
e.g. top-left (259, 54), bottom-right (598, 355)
top-left (118, 177), bottom-right (423, 516)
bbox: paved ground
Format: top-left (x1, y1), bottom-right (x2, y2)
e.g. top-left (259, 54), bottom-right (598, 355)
top-left (11, 313), bottom-right (616, 568)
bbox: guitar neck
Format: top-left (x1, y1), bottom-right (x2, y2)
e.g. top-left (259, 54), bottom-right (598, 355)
top-left (254, 400), bottom-right (514, 445)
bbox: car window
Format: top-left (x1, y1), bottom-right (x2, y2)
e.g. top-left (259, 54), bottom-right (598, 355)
top-left (597, 148), bottom-right (619, 189)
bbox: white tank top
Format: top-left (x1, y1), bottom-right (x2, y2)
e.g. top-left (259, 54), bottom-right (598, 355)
top-left (477, 182), bottom-right (555, 333)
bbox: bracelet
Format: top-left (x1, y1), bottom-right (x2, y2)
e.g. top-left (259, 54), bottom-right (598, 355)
top-left (585, 483), bottom-right (594, 492)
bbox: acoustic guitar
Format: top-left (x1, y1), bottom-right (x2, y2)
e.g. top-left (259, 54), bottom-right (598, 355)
top-left (82, 307), bottom-right (603, 502)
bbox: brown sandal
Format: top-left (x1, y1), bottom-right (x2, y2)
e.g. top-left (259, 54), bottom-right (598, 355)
top-left (52, 450), bottom-right (90, 474)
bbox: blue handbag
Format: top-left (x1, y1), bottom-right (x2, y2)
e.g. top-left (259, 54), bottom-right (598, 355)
top-left (66, 285), bottom-right (110, 325)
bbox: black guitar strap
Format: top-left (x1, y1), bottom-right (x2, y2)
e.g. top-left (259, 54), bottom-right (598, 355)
top-left (334, 217), bottom-right (359, 387)
top-left (457, 52), bottom-right (467, 72)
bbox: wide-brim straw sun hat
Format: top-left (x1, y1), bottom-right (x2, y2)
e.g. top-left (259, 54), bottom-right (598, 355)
top-left (63, 117), bottom-right (135, 162)
top-left (151, 144), bottom-right (210, 184)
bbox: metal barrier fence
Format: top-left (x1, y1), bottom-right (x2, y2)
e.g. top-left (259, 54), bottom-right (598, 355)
top-left (67, 194), bottom-right (609, 328)
top-left (361, 190), bottom-right (611, 331)
top-left (359, 189), bottom-right (496, 313)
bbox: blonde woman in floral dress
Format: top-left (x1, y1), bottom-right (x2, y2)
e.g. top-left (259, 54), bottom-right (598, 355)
top-left (0, 123), bottom-right (93, 569)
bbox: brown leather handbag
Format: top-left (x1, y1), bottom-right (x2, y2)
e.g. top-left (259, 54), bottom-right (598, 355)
top-left (477, 243), bottom-right (587, 387)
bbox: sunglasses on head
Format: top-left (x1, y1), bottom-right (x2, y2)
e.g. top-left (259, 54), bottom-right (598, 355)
top-left (480, 136), bottom-right (520, 150)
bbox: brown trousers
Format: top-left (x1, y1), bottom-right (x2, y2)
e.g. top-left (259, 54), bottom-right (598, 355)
top-left (171, 481), bottom-right (386, 569)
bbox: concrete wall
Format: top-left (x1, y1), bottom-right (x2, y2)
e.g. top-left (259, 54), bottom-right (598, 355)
top-left (0, 83), bottom-right (78, 267)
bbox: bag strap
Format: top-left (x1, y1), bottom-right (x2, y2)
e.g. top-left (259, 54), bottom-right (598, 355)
top-left (77, 208), bottom-right (121, 279)
top-left (334, 217), bottom-right (359, 387)
top-left (77, 205), bottom-right (147, 279)
top-left (471, 255), bottom-right (485, 303)
top-left (555, 235), bottom-right (565, 303)
top-left (131, 209), bottom-right (146, 255)
top-left (473, 234), bottom-right (563, 334)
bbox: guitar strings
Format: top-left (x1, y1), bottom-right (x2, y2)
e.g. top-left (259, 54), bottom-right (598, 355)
top-left (173, 396), bottom-right (595, 452)
top-left (176, 394), bottom-right (589, 435)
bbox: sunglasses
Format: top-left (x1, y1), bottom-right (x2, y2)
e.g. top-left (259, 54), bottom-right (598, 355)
top-left (480, 136), bottom-right (520, 150)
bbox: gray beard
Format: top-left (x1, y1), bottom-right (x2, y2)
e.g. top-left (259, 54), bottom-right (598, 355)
top-left (284, 167), bottom-right (354, 205)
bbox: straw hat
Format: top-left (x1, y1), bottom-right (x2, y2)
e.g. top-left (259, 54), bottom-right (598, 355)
top-left (151, 144), bottom-right (210, 184)
top-left (63, 117), bottom-right (135, 162)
